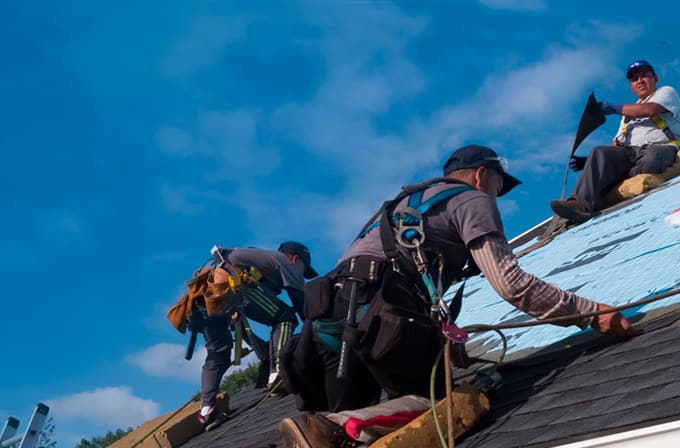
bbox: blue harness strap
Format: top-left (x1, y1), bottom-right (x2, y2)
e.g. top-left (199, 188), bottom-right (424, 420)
top-left (358, 184), bottom-right (473, 238)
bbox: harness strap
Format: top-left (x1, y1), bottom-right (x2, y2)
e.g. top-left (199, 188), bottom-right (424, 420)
top-left (618, 94), bottom-right (680, 147)
top-left (649, 115), bottom-right (680, 147)
top-left (358, 184), bottom-right (473, 238)
top-left (379, 181), bottom-right (474, 321)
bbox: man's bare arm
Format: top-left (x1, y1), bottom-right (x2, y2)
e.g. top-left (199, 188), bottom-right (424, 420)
top-left (621, 102), bottom-right (668, 118)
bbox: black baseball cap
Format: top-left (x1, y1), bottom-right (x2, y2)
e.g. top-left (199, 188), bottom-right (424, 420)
top-left (626, 60), bottom-right (655, 79)
top-left (442, 144), bottom-right (521, 196)
top-left (278, 241), bottom-right (319, 279)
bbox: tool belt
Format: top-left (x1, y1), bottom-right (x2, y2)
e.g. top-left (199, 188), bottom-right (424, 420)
top-left (166, 263), bottom-right (265, 334)
top-left (350, 267), bottom-right (441, 373)
top-left (308, 256), bottom-right (439, 374)
top-left (203, 264), bottom-right (263, 316)
top-left (166, 268), bottom-right (212, 334)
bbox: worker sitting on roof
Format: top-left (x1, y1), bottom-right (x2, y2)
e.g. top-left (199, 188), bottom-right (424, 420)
top-left (192, 242), bottom-right (317, 431)
top-left (278, 145), bottom-right (635, 448)
top-left (552, 59), bottom-right (680, 224)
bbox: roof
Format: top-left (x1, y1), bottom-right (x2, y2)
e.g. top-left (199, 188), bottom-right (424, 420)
top-left (455, 178), bottom-right (680, 355)
top-left (457, 304), bottom-right (680, 448)
top-left (167, 177), bottom-right (680, 448)
top-left (181, 387), bottom-right (297, 448)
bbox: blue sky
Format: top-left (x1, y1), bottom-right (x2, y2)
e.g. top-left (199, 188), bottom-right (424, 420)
top-left (2, 0), bottom-right (680, 445)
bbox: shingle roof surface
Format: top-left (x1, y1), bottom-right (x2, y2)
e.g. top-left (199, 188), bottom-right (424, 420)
top-left (458, 311), bottom-right (680, 447)
top-left (181, 386), bottom-right (297, 448)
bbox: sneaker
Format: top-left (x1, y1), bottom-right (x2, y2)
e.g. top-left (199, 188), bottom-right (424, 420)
top-left (267, 371), bottom-right (280, 387)
top-left (197, 407), bottom-right (228, 432)
top-left (550, 199), bottom-right (594, 224)
top-left (279, 413), bottom-right (361, 448)
top-left (266, 373), bottom-right (290, 398)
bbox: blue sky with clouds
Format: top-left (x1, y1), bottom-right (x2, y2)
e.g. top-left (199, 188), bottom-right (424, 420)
top-left (2, 0), bottom-right (680, 445)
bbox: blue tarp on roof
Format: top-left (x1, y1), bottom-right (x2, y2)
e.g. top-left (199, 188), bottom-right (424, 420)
top-left (453, 179), bottom-right (680, 353)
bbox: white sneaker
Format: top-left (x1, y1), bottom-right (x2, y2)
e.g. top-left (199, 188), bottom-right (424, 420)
top-left (197, 406), bottom-right (228, 431)
top-left (267, 372), bottom-right (279, 387)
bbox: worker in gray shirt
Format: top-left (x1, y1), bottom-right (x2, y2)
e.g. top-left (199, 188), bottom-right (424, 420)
top-left (279, 145), bottom-right (634, 447)
top-left (194, 242), bottom-right (317, 430)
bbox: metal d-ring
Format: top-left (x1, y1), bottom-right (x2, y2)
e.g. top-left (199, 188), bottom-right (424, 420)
top-left (396, 207), bottom-right (426, 248)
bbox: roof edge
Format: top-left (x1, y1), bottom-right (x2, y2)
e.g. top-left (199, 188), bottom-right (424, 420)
top-left (553, 419), bottom-right (680, 448)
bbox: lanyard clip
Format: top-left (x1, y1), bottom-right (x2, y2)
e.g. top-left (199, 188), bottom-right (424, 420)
top-left (442, 321), bottom-right (469, 344)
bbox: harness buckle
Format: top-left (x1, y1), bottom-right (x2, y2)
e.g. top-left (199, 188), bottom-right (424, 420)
top-left (395, 207), bottom-right (426, 249)
top-left (390, 257), bottom-right (401, 273)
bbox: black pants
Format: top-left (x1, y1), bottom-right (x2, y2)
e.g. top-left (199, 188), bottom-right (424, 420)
top-left (570, 144), bottom-right (678, 212)
top-left (240, 284), bottom-right (298, 374)
top-left (194, 306), bottom-right (233, 408)
top-left (195, 285), bottom-right (297, 407)
top-left (310, 284), bottom-right (444, 412)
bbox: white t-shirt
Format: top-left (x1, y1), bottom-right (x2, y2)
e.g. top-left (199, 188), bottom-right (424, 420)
top-left (615, 85), bottom-right (680, 147)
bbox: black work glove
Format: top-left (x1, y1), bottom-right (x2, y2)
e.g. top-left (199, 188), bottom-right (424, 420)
top-left (569, 155), bottom-right (587, 172)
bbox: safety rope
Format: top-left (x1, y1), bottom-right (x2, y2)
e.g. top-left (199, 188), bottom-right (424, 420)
top-left (430, 347), bottom-right (446, 448)
top-left (467, 286), bottom-right (680, 331)
top-left (430, 327), bottom-right (508, 448)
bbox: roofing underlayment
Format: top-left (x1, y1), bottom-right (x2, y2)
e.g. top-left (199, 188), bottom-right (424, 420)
top-left (125, 176), bottom-right (680, 448)
top-left (456, 178), bottom-right (680, 356)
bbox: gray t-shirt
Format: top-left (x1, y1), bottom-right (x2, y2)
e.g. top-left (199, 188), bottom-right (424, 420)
top-left (341, 182), bottom-right (505, 286)
top-left (227, 248), bottom-right (306, 295)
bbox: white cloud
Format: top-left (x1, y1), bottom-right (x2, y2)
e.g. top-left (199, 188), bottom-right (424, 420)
top-left (478, 0), bottom-right (547, 11)
top-left (264, 17), bottom-right (627, 244)
top-left (439, 46), bottom-right (611, 133)
top-left (432, 23), bottom-right (639, 177)
top-left (498, 199), bottom-right (519, 217)
top-left (153, 5), bottom-right (643, 254)
top-left (126, 342), bottom-right (259, 382)
top-left (126, 342), bottom-right (206, 381)
top-left (149, 4), bottom-right (430, 253)
top-left (46, 387), bottom-right (160, 429)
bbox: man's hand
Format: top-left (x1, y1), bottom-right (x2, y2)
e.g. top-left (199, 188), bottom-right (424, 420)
top-left (569, 156), bottom-right (587, 172)
top-left (598, 101), bottom-right (623, 115)
top-left (591, 303), bottom-right (637, 340)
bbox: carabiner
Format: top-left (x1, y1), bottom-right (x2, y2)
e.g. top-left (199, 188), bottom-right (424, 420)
top-left (395, 207), bottom-right (426, 248)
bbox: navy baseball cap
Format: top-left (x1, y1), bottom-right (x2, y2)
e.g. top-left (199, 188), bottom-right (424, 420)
top-left (626, 60), bottom-right (655, 79)
top-left (442, 144), bottom-right (521, 196)
top-left (278, 241), bottom-right (319, 279)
